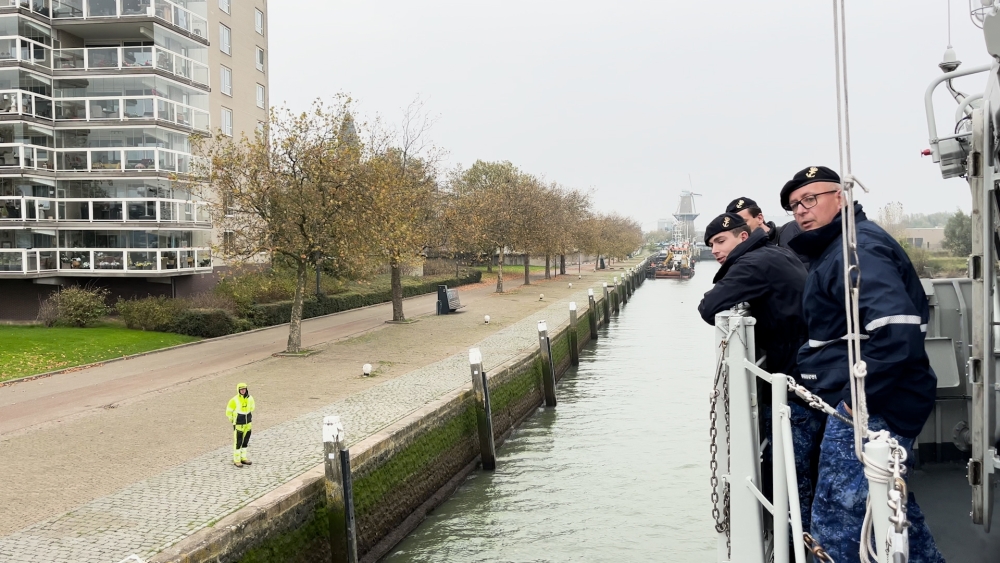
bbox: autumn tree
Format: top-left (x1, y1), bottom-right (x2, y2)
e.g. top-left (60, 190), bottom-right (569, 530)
top-left (446, 161), bottom-right (535, 293)
top-left (194, 98), bottom-right (373, 353)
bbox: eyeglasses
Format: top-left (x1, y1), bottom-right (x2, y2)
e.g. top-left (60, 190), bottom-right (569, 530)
top-left (786, 190), bottom-right (839, 214)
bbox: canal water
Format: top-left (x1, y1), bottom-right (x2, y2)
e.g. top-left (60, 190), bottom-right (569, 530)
top-left (384, 263), bottom-right (721, 563)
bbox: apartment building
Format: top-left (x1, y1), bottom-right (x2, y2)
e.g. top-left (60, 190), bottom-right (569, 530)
top-left (0, 0), bottom-right (268, 320)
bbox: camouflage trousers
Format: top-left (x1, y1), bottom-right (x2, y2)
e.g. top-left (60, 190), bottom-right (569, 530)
top-left (761, 401), bottom-right (827, 532)
top-left (811, 402), bottom-right (945, 563)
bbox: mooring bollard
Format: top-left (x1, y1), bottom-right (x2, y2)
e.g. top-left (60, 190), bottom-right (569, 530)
top-left (323, 416), bottom-right (358, 563)
top-left (568, 302), bottom-right (580, 366)
top-left (469, 347), bottom-right (496, 471)
top-left (602, 282), bottom-right (610, 322)
top-left (587, 288), bottom-right (599, 339)
top-left (537, 320), bottom-right (557, 407)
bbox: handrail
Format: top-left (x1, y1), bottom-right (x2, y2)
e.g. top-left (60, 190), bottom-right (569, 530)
top-left (53, 45), bottom-right (209, 86)
top-left (923, 63), bottom-right (992, 161)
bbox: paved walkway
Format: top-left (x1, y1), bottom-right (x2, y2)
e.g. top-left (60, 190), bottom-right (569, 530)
top-left (0, 261), bottom-right (639, 563)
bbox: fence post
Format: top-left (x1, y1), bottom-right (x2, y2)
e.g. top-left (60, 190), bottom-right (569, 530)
top-left (469, 347), bottom-right (496, 470)
top-left (537, 320), bottom-right (557, 406)
top-left (587, 289), bottom-right (599, 338)
top-left (602, 282), bottom-right (610, 322)
top-left (568, 302), bottom-right (580, 366)
top-left (612, 277), bottom-right (621, 314)
top-left (620, 275), bottom-right (628, 306)
top-left (323, 416), bottom-right (358, 563)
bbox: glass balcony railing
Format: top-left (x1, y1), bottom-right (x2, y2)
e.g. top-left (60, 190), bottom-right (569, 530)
top-left (0, 246), bottom-right (212, 274)
top-left (53, 45), bottom-right (209, 86)
top-left (5, 0), bottom-right (54, 18)
top-left (0, 143), bottom-right (202, 174)
top-left (0, 35), bottom-right (52, 68)
top-left (0, 194), bottom-right (211, 224)
top-left (0, 88), bottom-right (210, 131)
top-left (49, 0), bottom-right (208, 39)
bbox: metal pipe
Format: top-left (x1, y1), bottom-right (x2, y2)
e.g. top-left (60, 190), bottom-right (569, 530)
top-left (956, 92), bottom-right (984, 122)
top-left (923, 63), bottom-right (991, 160)
top-left (864, 440), bottom-right (892, 563)
top-left (780, 412), bottom-right (807, 563)
top-left (771, 374), bottom-right (789, 563)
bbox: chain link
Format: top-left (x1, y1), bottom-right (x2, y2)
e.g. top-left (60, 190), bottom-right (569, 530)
top-left (709, 336), bottom-right (731, 558)
top-left (804, 532), bottom-right (836, 563)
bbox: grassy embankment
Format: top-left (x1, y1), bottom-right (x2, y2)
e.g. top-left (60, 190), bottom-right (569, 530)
top-left (0, 324), bottom-right (199, 383)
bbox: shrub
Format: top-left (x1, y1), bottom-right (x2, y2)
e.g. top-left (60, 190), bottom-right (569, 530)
top-left (37, 296), bottom-right (59, 327)
top-left (116, 296), bottom-right (180, 331)
top-left (55, 286), bottom-right (109, 327)
top-left (169, 308), bottom-right (238, 338)
top-left (178, 292), bottom-right (238, 315)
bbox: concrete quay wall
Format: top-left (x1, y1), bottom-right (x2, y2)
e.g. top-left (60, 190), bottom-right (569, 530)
top-left (153, 267), bottom-right (644, 563)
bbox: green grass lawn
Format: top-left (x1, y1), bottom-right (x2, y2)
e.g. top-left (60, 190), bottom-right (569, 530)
top-left (0, 324), bottom-right (199, 382)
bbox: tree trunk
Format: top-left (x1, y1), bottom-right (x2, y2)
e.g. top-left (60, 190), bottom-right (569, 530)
top-left (486, 256), bottom-right (493, 274)
top-left (523, 253), bottom-right (531, 285)
top-left (496, 248), bottom-right (504, 293)
top-left (390, 259), bottom-right (404, 321)
top-left (286, 259), bottom-right (308, 353)
top-left (560, 254), bottom-right (566, 275)
top-left (545, 254), bottom-right (551, 279)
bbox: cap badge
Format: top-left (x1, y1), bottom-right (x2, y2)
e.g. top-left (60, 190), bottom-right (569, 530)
top-left (736, 199), bottom-right (744, 209)
top-left (805, 167), bottom-right (818, 178)
top-left (722, 217), bottom-right (731, 227)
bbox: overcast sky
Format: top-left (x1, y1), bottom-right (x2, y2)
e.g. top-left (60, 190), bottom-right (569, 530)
top-left (270, 1), bottom-right (988, 231)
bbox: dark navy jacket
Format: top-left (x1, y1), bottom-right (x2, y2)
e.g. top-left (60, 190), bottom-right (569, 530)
top-left (788, 204), bottom-right (936, 438)
top-left (698, 229), bottom-right (808, 381)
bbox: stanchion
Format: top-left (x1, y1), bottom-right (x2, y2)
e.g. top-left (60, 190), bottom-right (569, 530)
top-left (588, 289), bottom-right (599, 338)
top-left (469, 348), bottom-right (496, 470)
top-left (568, 302), bottom-right (580, 366)
top-left (537, 320), bottom-right (557, 406)
top-left (323, 416), bottom-right (358, 563)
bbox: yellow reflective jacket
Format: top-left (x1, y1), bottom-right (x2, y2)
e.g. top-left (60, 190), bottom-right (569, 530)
top-left (226, 383), bottom-right (255, 426)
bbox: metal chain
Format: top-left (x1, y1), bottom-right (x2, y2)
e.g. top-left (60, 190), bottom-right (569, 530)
top-left (804, 532), bottom-right (836, 563)
top-left (709, 335), bottom-right (732, 557)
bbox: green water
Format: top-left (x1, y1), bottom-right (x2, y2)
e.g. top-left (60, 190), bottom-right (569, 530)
top-left (383, 265), bottom-right (719, 562)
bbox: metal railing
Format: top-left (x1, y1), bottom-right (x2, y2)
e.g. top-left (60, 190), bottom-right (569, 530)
top-left (0, 89), bottom-right (210, 131)
top-left (0, 245), bottom-right (212, 274)
top-left (0, 194), bottom-right (211, 223)
top-left (0, 35), bottom-right (52, 68)
top-left (53, 45), bottom-right (209, 86)
top-left (49, 0), bottom-right (208, 39)
top-left (0, 144), bottom-right (202, 174)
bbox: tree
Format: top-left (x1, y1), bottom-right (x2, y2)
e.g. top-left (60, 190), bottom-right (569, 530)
top-left (943, 208), bottom-right (973, 257)
top-left (877, 202), bottom-right (906, 239)
top-left (445, 161), bottom-right (535, 293)
top-left (363, 100), bottom-right (442, 322)
top-left (194, 98), bottom-right (374, 353)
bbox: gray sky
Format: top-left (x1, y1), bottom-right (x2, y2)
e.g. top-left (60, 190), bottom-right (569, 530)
top-left (270, 1), bottom-right (987, 232)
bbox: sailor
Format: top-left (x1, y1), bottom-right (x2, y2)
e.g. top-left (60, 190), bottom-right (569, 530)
top-left (782, 166), bottom-right (943, 562)
top-left (697, 212), bottom-right (824, 531)
top-left (226, 382), bottom-right (255, 468)
top-left (727, 195), bottom-right (808, 266)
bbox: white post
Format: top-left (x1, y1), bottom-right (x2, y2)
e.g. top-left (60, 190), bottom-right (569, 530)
top-left (726, 314), bottom-right (766, 563)
top-left (864, 439), bottom-right (892, 563)
top-left (770, 374), bottom-right (789, 563)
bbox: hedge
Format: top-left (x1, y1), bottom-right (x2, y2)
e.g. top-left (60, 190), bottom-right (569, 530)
top-left (248, 270), bottom-right (483, 328)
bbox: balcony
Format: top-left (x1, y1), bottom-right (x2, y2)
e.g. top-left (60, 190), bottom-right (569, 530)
top-left (0, 144), bottom-right (203, 174)
top-left (54, 45), bottom-right (209, 87)
top-left (0, 36), bottom-right (52, 68)
top-left (0, 89), bottom-right (210, 131)
top-left (0, 194), bottom-right (211, 224)
top-left (49, 0), bottom-right (208, 40)
top-left (0, 246), bottom-right (212, 275)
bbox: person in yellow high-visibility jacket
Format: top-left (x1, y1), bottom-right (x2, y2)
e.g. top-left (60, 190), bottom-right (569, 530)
top-left (226, 382), bottom-right (255, 467)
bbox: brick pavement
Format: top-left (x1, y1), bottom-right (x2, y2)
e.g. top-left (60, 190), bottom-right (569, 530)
top-left (0, 284), bottom-right (614, 563)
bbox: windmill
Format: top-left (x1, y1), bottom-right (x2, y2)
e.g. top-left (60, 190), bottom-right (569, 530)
top-left (673, 183), bottom-right (701, 242)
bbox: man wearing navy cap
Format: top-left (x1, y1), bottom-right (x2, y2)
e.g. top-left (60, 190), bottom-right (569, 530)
top-left (783, 166), bottom-right (943, 562)
top-left (698, 212), bottom-right (823, 531)
top-left (727, 195), bottom-right (807, 266)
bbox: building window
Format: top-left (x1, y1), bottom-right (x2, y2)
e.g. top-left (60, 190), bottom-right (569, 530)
top-left (221, 107), bottom-right (233, 136)
top-left (219, 0), bottom-right (230, 13)
top-left (222, 230), bottom-right (235, 253)
top-left (220, 66), bottom-right (232, 96)
top-left (256, 120), bottom-right (265, 133)
top-left (219, 24), bottom-right (231, 55)
top-left (255, 9), bottom-right (264, 34)
top-left (256, 84), bottom-right (265, 109)
top-left (256, 47), bottom-right (265, 72)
